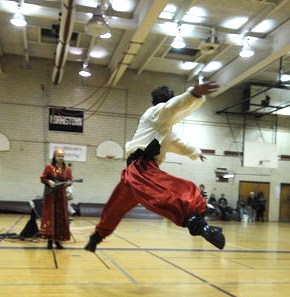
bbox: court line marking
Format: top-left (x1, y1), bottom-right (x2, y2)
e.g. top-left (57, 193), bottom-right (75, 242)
top-left (100, 250), bottom-right (138, 284)
top-left (1, 245), bottom-right (290, 254)
top-left (113, 234), bottom-right (238, 297)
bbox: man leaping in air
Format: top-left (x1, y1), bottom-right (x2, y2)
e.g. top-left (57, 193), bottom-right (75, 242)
top-left (85, 81), bottom-right (225, 252)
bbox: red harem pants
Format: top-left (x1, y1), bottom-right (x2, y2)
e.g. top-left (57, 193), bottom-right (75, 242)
top-left (95, 159), bottom-right (207, 238)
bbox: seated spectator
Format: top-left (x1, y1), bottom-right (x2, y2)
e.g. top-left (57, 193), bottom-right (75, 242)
top-left (199, 184), bottom-right (207, 199)
top-left (208, 193), bottom-right (217, 206)
top-left (207, 193), bottom-right (221, 216)
top-left (218, 193), bottom-right (232, 221)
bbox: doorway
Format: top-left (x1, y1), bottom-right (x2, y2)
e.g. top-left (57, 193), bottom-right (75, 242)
top-left (239, 181), bottom-right (270, 221)
top-left (280, 184), bottom-right (290, 222)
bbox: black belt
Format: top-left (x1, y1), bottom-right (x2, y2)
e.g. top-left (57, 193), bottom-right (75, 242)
top-left (126, 139), bottom-right (160, 166)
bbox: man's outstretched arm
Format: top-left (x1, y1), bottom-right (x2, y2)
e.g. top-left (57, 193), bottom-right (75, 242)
top-left (157, 81), bottom-right (219, 126)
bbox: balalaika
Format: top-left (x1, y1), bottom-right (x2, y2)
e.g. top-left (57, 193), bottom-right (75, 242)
top-left (44, 178), bottom-right (83, 195)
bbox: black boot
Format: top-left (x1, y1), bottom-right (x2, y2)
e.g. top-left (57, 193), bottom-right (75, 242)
top-left (84, 232), bottom-right (103, 252)
top-left (47, 240), bottom-right (53, 249)
top-left (186, 215), bottom-right (207, 235)
top-left (55, 241), bottom-right (64, 249)
top-left (186, 215), bottom-right (225, 250)
top-left (201, 225), bottom-right (225, 249)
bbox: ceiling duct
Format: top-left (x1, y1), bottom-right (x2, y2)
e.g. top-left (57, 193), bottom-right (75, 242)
top-left (51, 0), bottom-right (76, 85)
top-left (198, 28), bottom-right (220, 55)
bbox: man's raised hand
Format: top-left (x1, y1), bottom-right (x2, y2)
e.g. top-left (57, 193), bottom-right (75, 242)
top-left (191, 81), bottom-right (219, 97)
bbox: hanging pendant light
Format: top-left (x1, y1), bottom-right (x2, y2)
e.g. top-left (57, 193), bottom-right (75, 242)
top-left (171, 34), bottom-right (186, 49)
top-left (171, 25), bottom-right (186, 49)
top-left (10, 11), bottom-right (27, 27)
top-left (79, 63), bottom-right (91, 77)
top-left (85, 5), bottom-right (111, 38)
top-left (239, 37), bottom-right (254, 58)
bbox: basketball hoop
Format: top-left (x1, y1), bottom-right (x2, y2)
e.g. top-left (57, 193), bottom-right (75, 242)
top-left (105, 155), bottom-right (116, 159)
top-left (96, 140), bottom-right (123, 159)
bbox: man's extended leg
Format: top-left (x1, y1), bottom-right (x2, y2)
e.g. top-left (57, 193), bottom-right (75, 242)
top-left (85, 177), bottom-right (138, 252)
top-left (126, 160), bottom-right (225, 249)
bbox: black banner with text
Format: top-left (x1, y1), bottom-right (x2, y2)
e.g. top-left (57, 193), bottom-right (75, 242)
top-left (49, 108), bottom-right (84, 133)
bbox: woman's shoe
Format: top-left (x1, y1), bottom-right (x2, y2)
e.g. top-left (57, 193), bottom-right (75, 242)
top-left (47, 240), bottom-right (53, 249)
top-left (55, 241), bottom-right (64, 249)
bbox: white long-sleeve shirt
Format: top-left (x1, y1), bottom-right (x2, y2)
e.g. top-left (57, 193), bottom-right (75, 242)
top-left (125, 87), bottom-right (206, 164)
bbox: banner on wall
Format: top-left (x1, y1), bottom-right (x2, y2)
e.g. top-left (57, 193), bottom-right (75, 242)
top-left (49, 143), bottom-right (87, 162)
top-left (48, 107), bottom-right (84, 133)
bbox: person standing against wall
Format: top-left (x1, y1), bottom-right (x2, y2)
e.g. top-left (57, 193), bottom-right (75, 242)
top-left (247, 192), bottom-right (256, 222)
top-left (236, 196), bottom-right (248, 222)
top-left (255, 192), bottom-right (267, 222)
top-left (39, 149), bottom-right (72, 249)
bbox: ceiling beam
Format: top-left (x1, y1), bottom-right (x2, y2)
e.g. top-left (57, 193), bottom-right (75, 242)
top-left (51, 0), bottom-right (76, 84)
top-left (210, 18), bottom-right (290, 97)
top-left (0, 2), bottom-right (274, 49)
top-left (136, 35), bottom-right (168, 76)
top-left (105, 0), bottom-right (169, 87)
top-left (136, 0), bottom-right (199, 77)
top-left (0, 2), bottom-right (137, 30)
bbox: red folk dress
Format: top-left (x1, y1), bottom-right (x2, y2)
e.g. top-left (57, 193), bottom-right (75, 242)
top-left (39, 164), bottom-right (72, 241)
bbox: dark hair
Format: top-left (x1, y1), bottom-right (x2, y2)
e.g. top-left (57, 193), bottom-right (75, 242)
top-left (151, 86), bottom-right (174, 105)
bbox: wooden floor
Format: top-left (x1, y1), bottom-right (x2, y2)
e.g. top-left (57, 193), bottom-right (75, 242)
top-left (0, 214), bottom-right (290, 297)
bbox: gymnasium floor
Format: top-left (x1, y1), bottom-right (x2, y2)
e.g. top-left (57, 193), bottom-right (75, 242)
top-left (0, 214), bottom-right (290, 297)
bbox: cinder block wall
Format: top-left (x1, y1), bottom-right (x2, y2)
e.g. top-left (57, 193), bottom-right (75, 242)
top-left (1, 55), bottom-right (290, 221)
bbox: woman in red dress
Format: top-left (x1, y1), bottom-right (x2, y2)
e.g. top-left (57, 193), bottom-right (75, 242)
top-left (39, 149), bottom-right (72, 249)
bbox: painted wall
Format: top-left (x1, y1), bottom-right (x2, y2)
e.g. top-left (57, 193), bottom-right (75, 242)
top-left (1, 55), bottom-right (290, 221)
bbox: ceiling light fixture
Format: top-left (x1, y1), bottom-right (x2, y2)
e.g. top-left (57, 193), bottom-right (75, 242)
top-left (239, 37), bottom-right (254, 58)
top-left (85, 6), bottom-right (111, 38)
top-left (79, 63), bottom-right (91, 77)
top-left (10, 11), bottom-right (27, 27)
top-left (100, 29), bottom-right (111, 39)
top-left (171, 26), bottom-right (186, 49)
